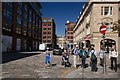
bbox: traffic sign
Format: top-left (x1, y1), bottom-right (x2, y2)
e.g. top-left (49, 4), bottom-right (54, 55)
top-left (99, 25), bottom-right (106, 34)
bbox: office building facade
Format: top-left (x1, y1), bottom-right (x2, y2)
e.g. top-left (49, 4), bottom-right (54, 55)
top-left (2, 2), bottom-right (42, 52)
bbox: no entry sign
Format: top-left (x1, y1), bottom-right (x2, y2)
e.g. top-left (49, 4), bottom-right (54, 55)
top-left (99, 25), bottom-right (106, 34)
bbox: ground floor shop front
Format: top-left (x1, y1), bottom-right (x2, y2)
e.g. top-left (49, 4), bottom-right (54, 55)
top-left (2, 35), bottom-right (42, 52)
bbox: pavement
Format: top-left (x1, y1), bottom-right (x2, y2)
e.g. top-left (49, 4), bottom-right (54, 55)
top-left (1, 51), bottom-right (120, 79)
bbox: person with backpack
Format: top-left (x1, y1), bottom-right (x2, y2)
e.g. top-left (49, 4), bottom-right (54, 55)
top-left (73, 45), bottom-right (79, 68)
top-left (89, 48), bottom-right (97, 72)
top-left (109, 45), bottom-right (118, 72)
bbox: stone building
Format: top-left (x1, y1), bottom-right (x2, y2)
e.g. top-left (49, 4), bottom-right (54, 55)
top-left (73, 1), bottom-right (120, 53)
top-left (57, 35), bottom-right (66, 49)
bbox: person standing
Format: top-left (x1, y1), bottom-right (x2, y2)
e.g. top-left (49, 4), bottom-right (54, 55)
top-left (99, 47), bottom-right (105, 67)
top-left (44, 47), bottom-right (51, 67)
top-left (73, 45), bottom-right (79, 68)
top-left (89, 48), bottom-right (97, 72)
top-left (109, 45), bottom-right (118, 72)
top-left (80, 47), bottom-right (87, 68)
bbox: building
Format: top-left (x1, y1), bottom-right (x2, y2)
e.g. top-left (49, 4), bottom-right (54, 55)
top-left (65, 21), bottom-right (75, 49)
top-left (73, 1), bottom-right (120, 53)
top-left (57, 35), bottom-right (66, 49)
top-left (2, 2), bottom-right (42, 52)
top-left (42, 18), bottom-right (56, 48)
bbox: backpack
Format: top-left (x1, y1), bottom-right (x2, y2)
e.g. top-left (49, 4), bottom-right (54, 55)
top-left (73, 48), bottom-right (78, 55)
top-left (78, 49), bottom-right (82, 58)
top-left (91, 51), bottom-right (96, 61)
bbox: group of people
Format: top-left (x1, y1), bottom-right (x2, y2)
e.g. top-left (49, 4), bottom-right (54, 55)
top-left (44, 45), bottom-right (118, 72)
top-left (72, 45), bottom-right (98, 72)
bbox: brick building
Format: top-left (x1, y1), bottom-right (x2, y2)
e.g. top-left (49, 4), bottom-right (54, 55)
top-left (42, 18), bottom-right (56, 48)
top-left (65, 21), bottom-right (75, 49)
top-left (2, 2), bottom-right (42, 52)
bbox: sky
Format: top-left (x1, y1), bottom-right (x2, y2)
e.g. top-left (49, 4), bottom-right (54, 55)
top-left (41, 2), bottom-right (86, 36)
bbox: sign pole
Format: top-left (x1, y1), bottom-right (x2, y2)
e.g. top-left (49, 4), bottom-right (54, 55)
top-left (99, 25), bottom-right (107, 74)
top-left (103, 34), bottom-right (106, 74)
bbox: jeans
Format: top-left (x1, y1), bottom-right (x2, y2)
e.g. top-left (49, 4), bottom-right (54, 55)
top-left (82, 57), bottom-right (86, 67)
top-left (100, 58), bottom-right (104, 66)
top-left (91, 58), bottom-right (97, 71)
top-left (111, 57), bottom-right (117, 72)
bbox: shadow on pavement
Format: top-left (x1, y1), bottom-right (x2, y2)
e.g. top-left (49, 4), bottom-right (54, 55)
top-left (76, 63), bottom-right (89, 68)
top-left (117, 64), bottom-right (120, 68)
top-left (51, 63), bottom-right (57, 66)
top-left (2, 52), bottom-right (40, 64)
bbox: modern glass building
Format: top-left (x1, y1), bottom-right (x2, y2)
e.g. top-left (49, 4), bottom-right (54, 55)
top-left (2, 2), bottom-right (42, 52)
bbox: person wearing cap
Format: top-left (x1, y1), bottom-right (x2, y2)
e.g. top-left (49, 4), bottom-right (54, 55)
top-left (44, 47), bottom-right (51, 67)
top-left (73, 45), bottom-right (79, 68)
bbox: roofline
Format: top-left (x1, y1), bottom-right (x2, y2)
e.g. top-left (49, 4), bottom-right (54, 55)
top-left (73, 1), bottom-right (120, 31)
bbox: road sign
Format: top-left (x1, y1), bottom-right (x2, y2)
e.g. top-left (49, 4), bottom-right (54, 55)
top-left (99, 25), bottom-right (106, 34)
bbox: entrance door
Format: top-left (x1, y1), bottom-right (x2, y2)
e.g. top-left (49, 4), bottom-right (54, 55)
top-left (100, 39), bottom-right (116, 53)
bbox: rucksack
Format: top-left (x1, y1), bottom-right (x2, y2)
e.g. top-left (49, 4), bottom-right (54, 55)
top-left (78, 49), bottom-right (82, 57)
top-left (91, 51), bottom-right (96, 61)
top-left (73, 48), bottom-right (78, 55)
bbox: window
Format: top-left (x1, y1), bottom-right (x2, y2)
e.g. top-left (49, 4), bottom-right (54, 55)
top-left (48, 19), bottom-right (52, 22)
top-left (101, 7), bottom-right (103, 15)
top-left (43, 40), bottom-right (46, 43)
top-left (43, 24), bottom-right (46, 26)
top-left (48, 32), bottom-right (51, 34)
top-left (3, 2), bottom-right (12, 31)
top-left (48, 24), bottom-right (51, 26)
top-left (110, 6), bottom-right (112, 15)
top-left (43, 20), bottom-right (47, 22)
top-left (43, 32), bottom-right (46, 34)
top-left (43, 28), bottom-right (46, 30)
top-left (48, 36), bottom-right (51, 38)
top-left (47, 40), bottom-right (51, 43)
top-left (48, 28), bottom-right (51, 30)
top-left (68, 36), bottom-right (69, 39)
top-left (43, 36), bottom-right (46, 39)
top-left (67, 28), bottom-right (70, 31)
top-left (104, 7), bottom-right (109, 15)
top-left (101, 6), bottom-right (113, 16)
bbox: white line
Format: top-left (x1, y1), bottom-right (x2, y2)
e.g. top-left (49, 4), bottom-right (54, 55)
top-left (101, 28), bottom-right (106, 31)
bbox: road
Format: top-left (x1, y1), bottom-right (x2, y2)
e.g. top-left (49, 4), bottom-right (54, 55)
top-left (2, 51), bottom-right (119, 79)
